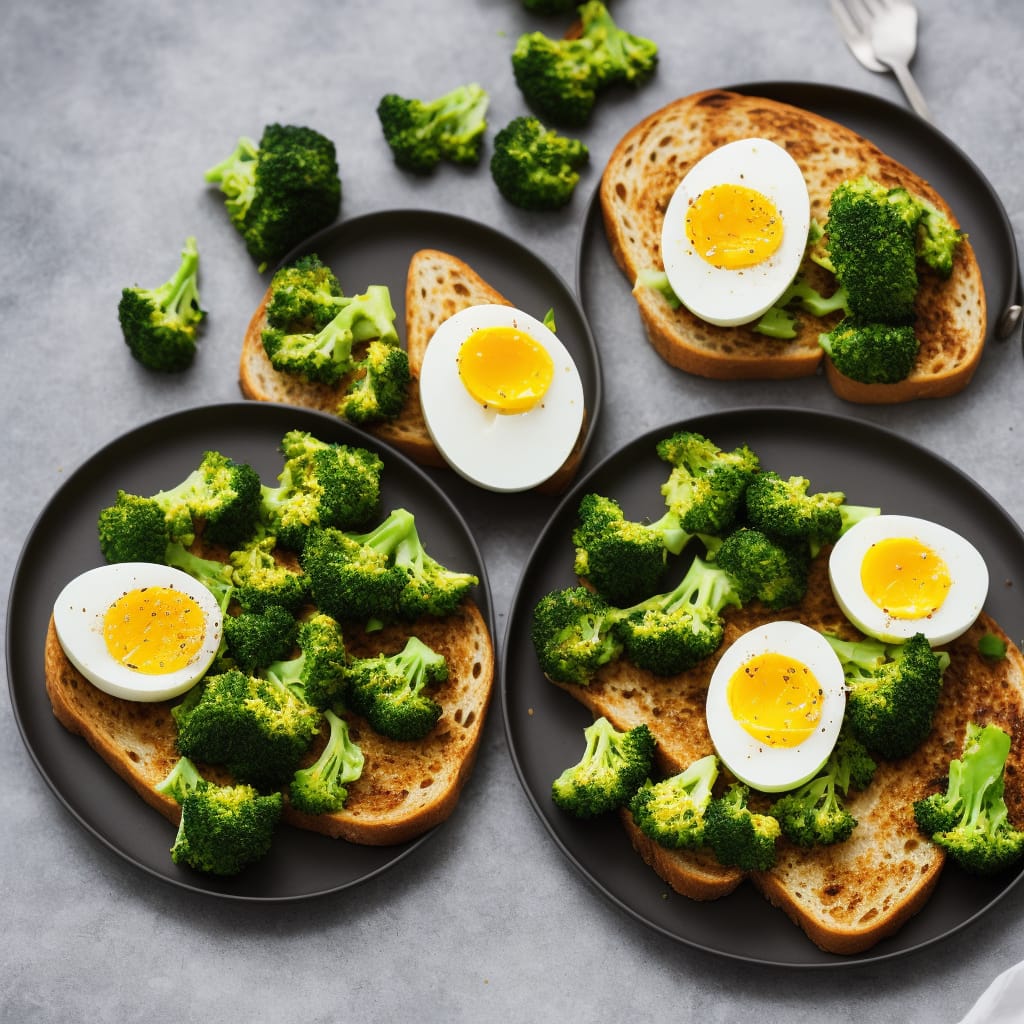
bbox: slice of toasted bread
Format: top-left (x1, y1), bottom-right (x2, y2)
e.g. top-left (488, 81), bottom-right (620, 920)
top-left (44, 597), bottom-right (495, 848)
top-left (599, 89), bottom-right (986, 399)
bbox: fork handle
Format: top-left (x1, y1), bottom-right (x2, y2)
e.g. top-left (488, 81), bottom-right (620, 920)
top-left (887, 60), bottom-right (933, 122)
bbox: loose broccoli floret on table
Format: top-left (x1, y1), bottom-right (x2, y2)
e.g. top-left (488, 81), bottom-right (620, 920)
top-left (490, 115), bottom-right (590, 211)
top-left (629, 753), bottom-right (719, 850)
top-left (288, 709), bottom-right (364, 815)
top-left (705, 782), bottom-right (781, 872)
top-left (819, 317), bottom-right (920, 385)
top-left (262, 612), bottom-right (349, 711)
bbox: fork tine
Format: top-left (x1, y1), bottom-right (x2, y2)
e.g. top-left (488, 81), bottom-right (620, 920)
top-left (830, 0), bottom-right (886, 72)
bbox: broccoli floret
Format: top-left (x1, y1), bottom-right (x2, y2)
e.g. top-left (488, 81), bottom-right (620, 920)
top-left (570, 492), bottom-right (690, 606)
top-left (551, 716), bottom-right (655, 818)
top-left (744, 471), bottom-right (845, 546)
top-left (262, 612), bottom-right (349, 711)
top-left (377, 83), bottom-right (489, 174)
top-left (628, 753), bottom-right (719, 849)
top-left (163, 541), bottom-right (236, 613)
top-left (705, 782), bottom-right (781, 871)
top-left (914, 723), bottom-right (1024, 875)
top-left (204, 124), bottom-right (341, 270)
top-left (530, 586), bottom-right (624, 686)
top-left (155, 756), bottom-right (282, 876)
top-left (770, 732), bottom-right (877, 848)
top-left (261, 285), bottom-right (398, 386)
top-left (616, 555), bottom-right (746, 676)
top-left (288, 709), bottom-right (364, 815)
top-left (710, 526), bottom-right (810, 610)
top-left (259, 430), bottom-right (383, 550)
top-left (338, 339), bottom-right (412, 424)
top-left (97, 490), bottom-right (174, 564)
top-left (915, 198), bottom-right (963, 278)
top-left (511, 1), bottom-right (657, 128)
top-left (118, 237), bottom-right (206, 373)
top-left (753, 275), bottom-right (850, 340)
top-left (824, 632), bottom-right (950, 759)
top-left (819, 316), bottom-right (920, 385)
top-left (222, 605), bottom-right (297, 673)
top-left (265, 253), bottom-right (346, 331)
top-left (345, 636), bottom-right (448, 741)
top-left (228, 528), bottom-right (309, 614)
top-left (979, 633), bottom-right (1009, 659)
top-left (490, 116), bottom-right (590, 211)
top-left (173, 667), bottom-right (321, 790)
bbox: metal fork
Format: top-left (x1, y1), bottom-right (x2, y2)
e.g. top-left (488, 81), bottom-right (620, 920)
top-left (830, 0), bottom-right (932, 122)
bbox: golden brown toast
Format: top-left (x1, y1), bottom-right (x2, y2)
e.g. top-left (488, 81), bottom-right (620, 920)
top-left (599, 89), bottom-right (986, 400)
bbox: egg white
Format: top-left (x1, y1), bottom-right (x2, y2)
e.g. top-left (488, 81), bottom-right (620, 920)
top-left (660, 137), bottom-right (810, 327)
top-left (53, 562), bottom-right (223, 702)
top-left (418, 303), bottom-right (585, 493)
top-left (705, 620), bottom-right (847, 793)
top-left (828, 514), bottom-right (988, 646)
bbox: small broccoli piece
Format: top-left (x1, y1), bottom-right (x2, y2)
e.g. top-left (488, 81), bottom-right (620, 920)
top-left (511, 1), bottom-right (658, 128)
top-left (490, 116), bottom-right (590, 211)
top-left (163, 541), bottom-right (236, 613)
top-left (222, 604), bottom-right (297, 672)
top-left (261, 285), bottom-right (398, 386)
top-left (118, 237), bottom-right (206, 373)
top-left (205, 123), bottom-right (341, 270)
top-left (262, 612), bottom-right (349, 711)
top-left (711, 527), bottom-right (810, 610)
top-left (770, 732), bottom-right (877, 848)
top-left (744, 471), bottom-right (845, 546)
top-left (288, 709), bottom-right (364, 815)
top-left (824, 632), bottom-right (950, 759)
top-left (915, 198), bottom-right (963, 278)
top-left (628, 753), bottom-right (719, 849)
top-left (819, 317), bottom-right (920, 385)
top-left (97, 490), bottom-right (173, 564)
top-left (530, 586), bottom-right (625, 686)
top-left (377, 83), bottom-right (489, 174)
top-left (338, 339), bottom-right (412, 424)
top-left (265, 253), bottom-right (346, 330)
top-left (979, 633), bottom-right (1008, 659)
top-left (753, 275), bottom-right (850, 340)
top-left (228, 528), bottom-right (309, 614)
top-left (259, 430), bottom-right (383, 550)
top-left (616, 554), bottom-right (745, 676)
top-left (656, 430), bottom-right (760, 537)
top-left (704, 782), bottom-right (781, 871)
top-left (174, 667), bottom-right (322, 790)
top-left (345, 636), bottom-right (448, 741)
top-left (570, 492), bottom-right (690, 606)
top-left (914, 722), bottom-right (1024, 875)
top-left (635, 268), bottom-right (681, 309)
top-left (551, 716), bottom-right (656, 818)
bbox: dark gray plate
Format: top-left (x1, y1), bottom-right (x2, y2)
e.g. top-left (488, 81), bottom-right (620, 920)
top-left (502, 407), bottom-right (1024, 966)
top-left (7, 402), bottom-right (493, 901)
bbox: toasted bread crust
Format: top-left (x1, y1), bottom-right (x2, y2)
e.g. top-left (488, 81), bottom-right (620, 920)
top-left (600, 89), bottom-right (986, 398)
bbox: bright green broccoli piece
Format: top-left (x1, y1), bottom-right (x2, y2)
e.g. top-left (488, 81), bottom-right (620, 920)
top-left (338, 339), bottom-right (412, 425)
top-left (262, 612), bottom-right (349, 711)
top-left (744, 471), bottom-right (846, 546)
top-left (97, 490), bottom-right (175, 564)
top-left (824, 632), bottom-right (949, 759)
top-left (551, 716), bottom-right (656, 818)
top-left (511, 1), bottom-right (657, 128)
top-left (705, 782), bottom-right (781, 871)
top-left (265, 253), bottom-right (346, 330)
top-left (163, 541), bottom-right (237, 613)
top-left (819, 316), bottom-right (920, 385)
top-left (222, 604), bottom-right (297, 672)
top-left (753, 274), bottom-right (850, 340)
top-left (173, 667), bottom-right (321, 790)
top-left (345, 636), bottom-right (448, 741)
top-left (377, 83), bottom-right (489, 174)
top-left (914, 722), bottom-right (1024, 875)
top-left (118, 236), bottom-right (206, 373)
top-left (635, 268), bottom-right (681, 310)
top-left (204, 123), bottom-right (341, 270)
top-left (490, 115), bottom-right (590, 211)
top-left (155, 756), bottom-right (282, 876)
top-left (710, 526), bottom-right (810, 610)
top-left (628, 753), bottom-right (719, 849)
top-left (288, 709), bottom-right (364, 815)
top-left (228, 527), bottom-right (309, 614)
top-left (979, 633), bottom-right (1009, 659)
top-left (915, 198), bottom-right (963, 278)
top-left (530, 585), bottom-right (624, 686)
top-left (259, 430), bottom-right (383, 550)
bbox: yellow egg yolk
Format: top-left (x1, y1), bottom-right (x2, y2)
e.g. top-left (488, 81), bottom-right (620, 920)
top-left (860, 536), bottom-right (952, 619)
top-left (685, 183), bottom-right (784, 269)
top-left (457, 325), bottom-right (554, 413)
top-left (103, 586), bottom-right (206, 675)
top-left (727, 651), bottom-right (823, 748)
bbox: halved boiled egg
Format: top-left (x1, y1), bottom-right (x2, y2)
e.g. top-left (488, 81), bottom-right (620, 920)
top-left (419, 303), bottom-right (585, 492)
top-left (706, 620), bottom-right (846, 792)
top-left (53, 562), bottom-right (223, 702)
top-left (829, 514), bottom-right (988, 646)
top-left (661, 138), bottom-right (810, 326)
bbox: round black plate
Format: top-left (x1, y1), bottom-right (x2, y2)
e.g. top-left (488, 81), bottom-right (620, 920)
top-left (578, 80), bottom-right (1021, 351)
top-left (502, 407), bottom-right (1024, 966)
top-left (7, 402), bottom-right (493, 901)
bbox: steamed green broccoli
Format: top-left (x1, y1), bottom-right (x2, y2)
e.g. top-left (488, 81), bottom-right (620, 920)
top-left (163, 541), bottom-right (237, 613)
top-left (914, 722), bottom-right (1024, 875)
top-left (704, 782), bottom-right (781, 871)
top-left (709, 526), bottom-right (810, 610)
top-left (222, 604), bottom-right (297, 672)
top-left (264, 253), bottom-right (346, 330)
top-left (490, 116), bottom-right (590, 211)
top-left (97, 490), bottom-right (178, 564)
top-left (118, 237), bottom-right (206, 373)
top-left (551, 716), bottom-right (655, 818)
top-left (628, 754), bottom-right (719, 849)
top-left (288, 709), bottom-right (364, 815)
top-left (753, 274), bottom-right (850, 340)
top-left (228, 528), bottom-right (309, 614)
top-left (204, 123), bottom-right (341, 270)
top-left (915, 198), bottom-right (963, 278)
top-left (377, 83), bottom-right (489, 174)
top-left (530, 586), bottom-right (625, 686)
top-left (511, 1), bottom-right (657, 127)
top-left (744, 471), bottom-right (845, 546)
top-left (262, 612), bottom-right (349, 711)
top-left (345, 636), bottom-right (448, 741)
top-left (338, 338), bottom-right (411, 424)
top-left (819, 317), bottom-right (920, 385)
